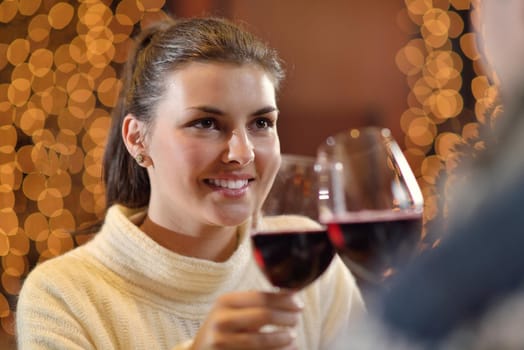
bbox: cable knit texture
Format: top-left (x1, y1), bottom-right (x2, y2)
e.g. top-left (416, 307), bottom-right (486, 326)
top-left (16, 205), bottom-right (365, 349)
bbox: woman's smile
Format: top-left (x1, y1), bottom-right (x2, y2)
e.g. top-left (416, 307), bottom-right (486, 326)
top-left (204, 177), bottom-right (254, 198)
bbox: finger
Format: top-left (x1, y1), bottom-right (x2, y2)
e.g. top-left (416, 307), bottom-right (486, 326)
top-left (215, 307), bottom-right (300, 331)
top-left (212, 328), bottom-right (297, 350)
top-left (217, 291), bottom-right (303, 311)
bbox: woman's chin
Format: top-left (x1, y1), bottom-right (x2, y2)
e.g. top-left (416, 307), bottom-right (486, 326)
top-left (212, 211), bottom-right (251, 228)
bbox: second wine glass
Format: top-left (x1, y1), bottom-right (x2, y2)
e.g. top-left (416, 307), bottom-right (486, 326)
top-left (316, 127), bottom-right (424, 292)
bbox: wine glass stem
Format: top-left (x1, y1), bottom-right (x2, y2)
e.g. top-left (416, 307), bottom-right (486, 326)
top-left (260, 287), bottom-right (295, 333)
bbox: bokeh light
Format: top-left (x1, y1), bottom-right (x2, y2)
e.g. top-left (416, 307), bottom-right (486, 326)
top-left (396, 0), bottom-right (497, 239)
top-left (0, 0), bottom-right (168, 339)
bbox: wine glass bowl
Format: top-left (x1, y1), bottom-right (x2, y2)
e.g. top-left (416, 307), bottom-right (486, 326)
top-left (251, 155), bottom-right (335, 291)
top-left (262, 154), bottom-right (319, 219)
top-left (316, 127), bottom-right (424, 289)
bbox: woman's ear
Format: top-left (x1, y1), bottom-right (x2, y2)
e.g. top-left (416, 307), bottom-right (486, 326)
top-left (122, 114), bottom-right (152, 167)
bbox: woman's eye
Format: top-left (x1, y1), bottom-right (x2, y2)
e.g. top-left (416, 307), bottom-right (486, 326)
top-left (253, 117), bottom-right (274, 129)
top-left (193, 118), bottom-right (217, 129)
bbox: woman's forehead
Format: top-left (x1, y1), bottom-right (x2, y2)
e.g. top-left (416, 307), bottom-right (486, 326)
top-left (163, 62), bottom-right (276, 98)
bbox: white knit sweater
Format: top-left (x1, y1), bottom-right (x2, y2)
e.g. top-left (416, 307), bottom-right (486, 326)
top-left (16, 205), bottom-right (365, 349)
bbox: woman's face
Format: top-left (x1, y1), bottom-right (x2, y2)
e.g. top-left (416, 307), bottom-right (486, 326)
top-left (144, 62), bottom-right (281, 232)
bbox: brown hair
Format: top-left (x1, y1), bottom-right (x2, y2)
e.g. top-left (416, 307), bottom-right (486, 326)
top-left (103, 17), bottom-right (285, 209)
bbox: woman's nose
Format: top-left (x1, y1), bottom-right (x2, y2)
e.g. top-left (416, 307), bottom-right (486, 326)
top-left (222, 129), bottom-right (255, 165)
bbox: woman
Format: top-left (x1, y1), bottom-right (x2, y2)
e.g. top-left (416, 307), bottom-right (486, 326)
top-left (16, 17), bottom-right (364, 350)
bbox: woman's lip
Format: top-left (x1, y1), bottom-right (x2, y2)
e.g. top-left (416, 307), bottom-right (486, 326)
top-left (206, 174), bottom-right (255, 180)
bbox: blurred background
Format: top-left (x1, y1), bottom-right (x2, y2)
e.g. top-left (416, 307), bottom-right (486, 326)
top-left (0, 0), bottom-right (498, 347)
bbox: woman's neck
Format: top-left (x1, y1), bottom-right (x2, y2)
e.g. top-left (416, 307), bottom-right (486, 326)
top-left (139, 216), bottom-right (239, 262)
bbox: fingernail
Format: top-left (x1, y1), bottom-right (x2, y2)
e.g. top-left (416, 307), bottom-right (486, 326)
top-left (289, 329), bottom-right (297, 339)
top-left (292, 295), bottom-right (304, 309)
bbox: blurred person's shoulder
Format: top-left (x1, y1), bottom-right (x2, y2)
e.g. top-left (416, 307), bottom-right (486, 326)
top-left (441, 288), bottom-right (524, 349)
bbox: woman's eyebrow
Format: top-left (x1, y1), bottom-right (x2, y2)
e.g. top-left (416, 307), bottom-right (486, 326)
top-left (188, 106), bottom-right (224, 115)
top-left (188, 106), bottom-right (278, 116)
top-left (252, 106), bottom-right (278, 116)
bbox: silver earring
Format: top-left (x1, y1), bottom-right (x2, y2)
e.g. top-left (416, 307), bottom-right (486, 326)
top-left (135, 154), bottom-right (144, 163)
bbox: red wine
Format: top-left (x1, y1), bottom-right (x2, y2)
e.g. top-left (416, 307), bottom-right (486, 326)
top-left (326, 210), bottom-right (422, 282)
top-left (251, 230), bottom-right (335, 290)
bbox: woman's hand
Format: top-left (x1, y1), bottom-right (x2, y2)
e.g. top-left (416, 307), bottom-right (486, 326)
top-left (191, 290), bottom-right (303, 349)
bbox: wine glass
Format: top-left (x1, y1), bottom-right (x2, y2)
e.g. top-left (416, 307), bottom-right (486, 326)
top-left (315, 127), bottom-right (424, 293)
top-left (251, 154), bottom-right (335, 291)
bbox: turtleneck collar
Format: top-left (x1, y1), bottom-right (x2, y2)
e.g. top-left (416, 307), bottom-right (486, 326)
top-left (83, 205), bottom-right (262, 308)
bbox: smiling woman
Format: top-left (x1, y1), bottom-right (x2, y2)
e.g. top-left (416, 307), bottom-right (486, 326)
top-left (127, 62), bottom-right (281, 259)
top-left (15, 16), bottom-right (365, 350)
top-left (129, 62), bottom-right (281, 234)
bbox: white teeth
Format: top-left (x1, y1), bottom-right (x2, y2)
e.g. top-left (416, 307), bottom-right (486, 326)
top-left (208, 179), bottom-right (248, 189)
